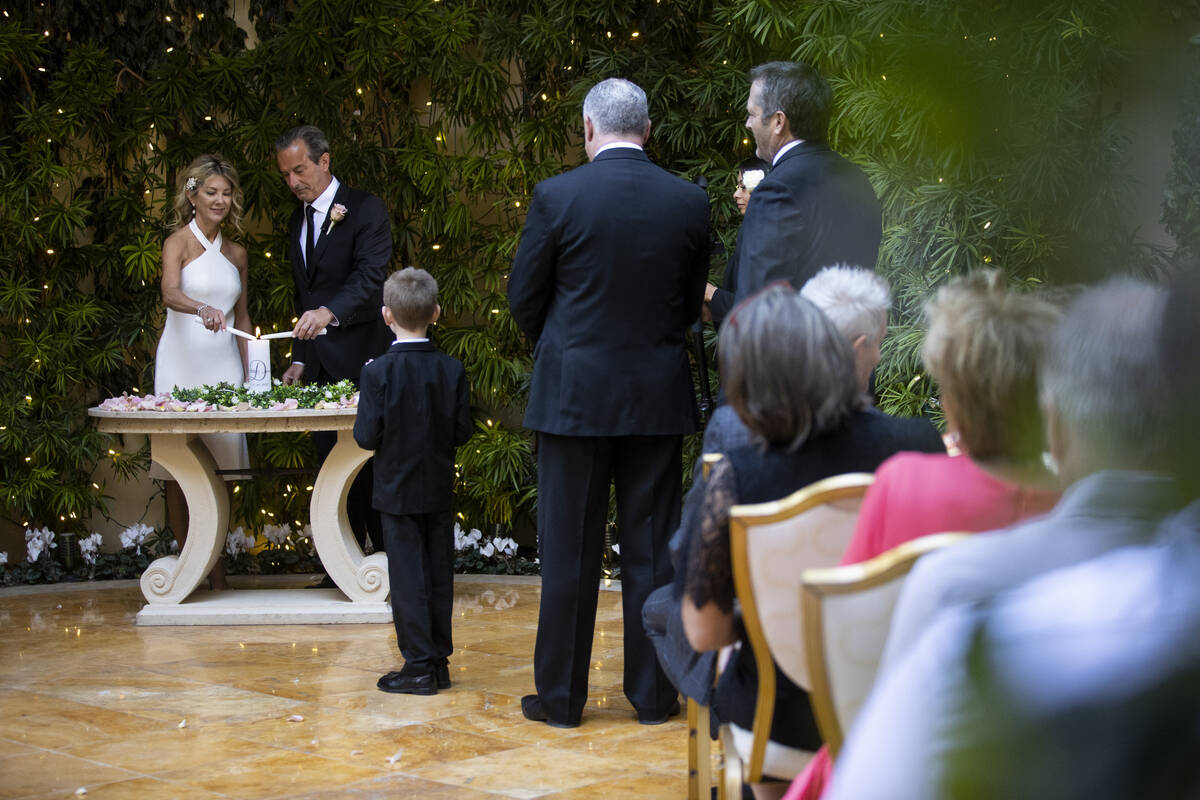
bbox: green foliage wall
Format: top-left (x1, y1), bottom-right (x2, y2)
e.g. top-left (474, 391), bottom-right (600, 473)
top-left (0, 0), bottom-right (1194, 539)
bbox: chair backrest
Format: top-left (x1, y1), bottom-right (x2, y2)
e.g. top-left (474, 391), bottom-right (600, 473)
top-left (800, 532), bottom-right (970, 757)
top-left (728, 472), bottom-right (874, 781)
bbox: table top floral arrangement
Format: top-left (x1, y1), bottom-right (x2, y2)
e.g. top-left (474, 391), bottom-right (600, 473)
top-left (96, 380), bottom-right (359, 413)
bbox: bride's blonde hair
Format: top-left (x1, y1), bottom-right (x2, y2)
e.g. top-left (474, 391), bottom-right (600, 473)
top-left (171, 154), bottom-right (245, 234)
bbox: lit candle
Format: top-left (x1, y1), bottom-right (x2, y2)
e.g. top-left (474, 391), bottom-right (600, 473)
top-left (246, 327), bottom-right (271, 393)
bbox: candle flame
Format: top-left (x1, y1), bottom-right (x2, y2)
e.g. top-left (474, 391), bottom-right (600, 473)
top-left (255, 326), bottom-right (261, 339)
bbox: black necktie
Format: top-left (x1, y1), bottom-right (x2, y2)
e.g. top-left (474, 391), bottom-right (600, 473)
top-left (304, 204), bottom-right (316, 273)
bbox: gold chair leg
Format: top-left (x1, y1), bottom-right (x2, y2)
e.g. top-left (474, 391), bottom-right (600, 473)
top-left (720, 724), bottom-right (743, 800)
top-left (688, 699), bottom-right (713, 800)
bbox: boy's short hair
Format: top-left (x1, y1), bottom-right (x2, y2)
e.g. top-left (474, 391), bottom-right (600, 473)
top-left (383, 267), bottom-right (439, 329)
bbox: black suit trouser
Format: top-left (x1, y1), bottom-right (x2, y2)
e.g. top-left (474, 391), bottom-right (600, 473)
top-left (534, 432), bottom-right (681, 724)
top-left (381, 510), bottom-right (455, 672)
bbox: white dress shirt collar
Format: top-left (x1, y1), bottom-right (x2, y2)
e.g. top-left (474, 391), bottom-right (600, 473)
top-left (772, 139), bottom-right (803, 166)
top-left (308, 176), bottom-right (340, 216)
top-left (595, 141), bottom-right (644, 156)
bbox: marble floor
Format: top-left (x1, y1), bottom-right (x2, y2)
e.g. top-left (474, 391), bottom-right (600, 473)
top-left (0, 577), bottom-right (691, 799)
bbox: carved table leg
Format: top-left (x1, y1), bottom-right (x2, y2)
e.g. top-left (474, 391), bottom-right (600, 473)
top-left (309, 429), bottom-right (390, 602)
top-left (141, 433), bottom-right (228, 605)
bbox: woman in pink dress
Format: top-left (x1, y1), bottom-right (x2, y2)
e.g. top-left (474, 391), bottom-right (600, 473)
top-left (787, 270), bottom-right (1063, 800)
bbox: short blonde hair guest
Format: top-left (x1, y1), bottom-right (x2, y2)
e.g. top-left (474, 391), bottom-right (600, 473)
top-left (171, 153), bottom-right (245, 234)
top-left (922, 270), bottom-right (1062, 464)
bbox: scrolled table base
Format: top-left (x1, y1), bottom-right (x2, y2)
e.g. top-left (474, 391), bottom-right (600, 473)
top-left (142, 434), bottom-right (229, 604)
top-left (310, 429), bottom-right (389, 603)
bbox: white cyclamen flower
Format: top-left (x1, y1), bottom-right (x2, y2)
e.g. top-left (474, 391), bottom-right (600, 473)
top-left (611, 543), bottom-right (620, 556)
top-left (225, 527), bottom-right (255, 557)
top-left (262, 523), bottom-right (291, 546)
top-left (25, 527), bottom-right (56, 563)
top-left (479, 541), bottom-right (495, 559)
top-left (741, 169), bottom-right (766, 192)
top-left (119, 523), bottom-right (153, 554)
top-left (0, 551), bottom-right (7, 566)
top-left (497, 537), bottom-right (518, 556)
top-left (79, 533), bottom-right (104, 566)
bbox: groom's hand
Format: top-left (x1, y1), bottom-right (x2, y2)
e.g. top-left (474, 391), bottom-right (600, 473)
top-left (281, 363), bottom-right (305, 386)
top-left (293, 308), bottom-right (334, 340)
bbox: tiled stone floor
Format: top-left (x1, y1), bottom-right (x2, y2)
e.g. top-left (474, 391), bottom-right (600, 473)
top-left (0, 577), bottom-right (689, 799)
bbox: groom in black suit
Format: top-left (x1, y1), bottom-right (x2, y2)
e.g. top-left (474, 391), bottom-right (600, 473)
top-left (706, 61), bottom-right (882, 327)
top-left (276, 125), bottom-right (392, 552)
top-left (508, 78), bottom-right (710, 728)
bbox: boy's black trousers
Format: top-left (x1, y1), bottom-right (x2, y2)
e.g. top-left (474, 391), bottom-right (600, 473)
top-left (381, 510), bottom-right (455, 673)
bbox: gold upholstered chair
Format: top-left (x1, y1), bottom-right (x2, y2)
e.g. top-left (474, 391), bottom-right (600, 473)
top-left (800, 532), bottom-right (970, 757)
top-left (722, 472), bottom-right (874, 793)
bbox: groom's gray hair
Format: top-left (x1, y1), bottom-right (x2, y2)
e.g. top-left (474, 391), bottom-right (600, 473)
top-left (275, 125), bottom-right (329, 164)
top-left (583, 78), bottom-right (649, 137)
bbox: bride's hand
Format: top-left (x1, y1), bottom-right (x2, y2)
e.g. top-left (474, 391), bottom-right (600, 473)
top-left (200, 306), bottom-right (228, 332)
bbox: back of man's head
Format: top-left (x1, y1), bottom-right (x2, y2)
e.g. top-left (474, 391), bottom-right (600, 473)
top-left (749, 61), bottom-right (832, 143)
top-left (582, 78), bottom-right (649, 138)
top-left (1040, 277), bottom-right (1169, 482)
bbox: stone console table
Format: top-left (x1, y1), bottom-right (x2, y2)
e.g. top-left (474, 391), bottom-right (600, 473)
top-left (88, 407), bottom-right (391, 625)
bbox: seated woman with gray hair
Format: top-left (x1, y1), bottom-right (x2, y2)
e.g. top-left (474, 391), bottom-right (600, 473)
top-left (679, 284), bottom-right (941, 797)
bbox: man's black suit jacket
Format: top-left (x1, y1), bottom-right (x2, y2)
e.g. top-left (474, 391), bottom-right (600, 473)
top-left (288, 182), bottom-right (392, 382)
top-left (709, 141), bottom-right (882, 326)
top-left (352, 341), bottom-right (473, 515)
top-left (508, 147), bottom-right (710, 437)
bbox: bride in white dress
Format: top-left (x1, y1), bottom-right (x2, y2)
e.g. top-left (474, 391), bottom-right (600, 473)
top-left (154, 154), bottom-right (254, 589)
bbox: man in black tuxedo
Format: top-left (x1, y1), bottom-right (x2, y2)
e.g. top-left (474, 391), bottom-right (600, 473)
top-left (508, 78), bottom-right (710, 728)
top-left (706, 61), bottom-right (882, 327)
top-left (276, 125), bottom-right (391, 554)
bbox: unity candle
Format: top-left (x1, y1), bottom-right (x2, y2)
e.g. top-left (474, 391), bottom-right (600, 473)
top-left (246, 327), bottom-right (271, 393)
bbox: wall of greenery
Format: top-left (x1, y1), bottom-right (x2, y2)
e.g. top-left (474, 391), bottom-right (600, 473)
top-left (1, 0), bottom-right (1195, 546)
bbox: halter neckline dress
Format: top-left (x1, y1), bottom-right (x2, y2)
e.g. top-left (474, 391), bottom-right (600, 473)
top-left (152, 220), bottom-right (250, 479)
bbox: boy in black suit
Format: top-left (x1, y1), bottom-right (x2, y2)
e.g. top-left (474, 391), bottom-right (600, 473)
top-left (353, 267), bottom-right (473, 695)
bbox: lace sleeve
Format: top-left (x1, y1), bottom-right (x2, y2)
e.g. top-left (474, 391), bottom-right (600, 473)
top-left (684, 458), bottom-right (740, 613)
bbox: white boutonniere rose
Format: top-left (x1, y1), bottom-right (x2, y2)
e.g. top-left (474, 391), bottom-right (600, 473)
top-left (741, 169), bottom-right (766, 193)
top-left (327, 203), bottom-right (348, 232)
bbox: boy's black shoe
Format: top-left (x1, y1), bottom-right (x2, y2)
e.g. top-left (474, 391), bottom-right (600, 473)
top-left (377, 668), bottom-right (436, 695)
top-left (436, 662), bottom-right (451, 690)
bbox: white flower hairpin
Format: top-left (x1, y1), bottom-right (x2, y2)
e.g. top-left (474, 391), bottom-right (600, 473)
top-left (186, 176), bottom-right (198, 192)
top-left (741, 169), bottom-right (766, 193)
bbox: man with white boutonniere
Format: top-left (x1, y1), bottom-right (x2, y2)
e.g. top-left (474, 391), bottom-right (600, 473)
top-left (276, 124), bottom-right (393, 559)
top-left (705, 61), bottom-right (883, 329)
